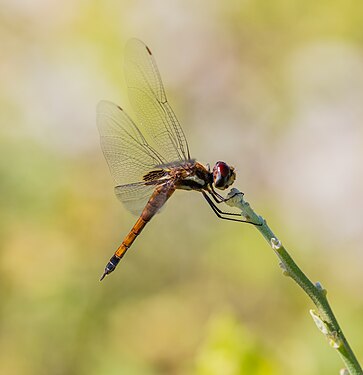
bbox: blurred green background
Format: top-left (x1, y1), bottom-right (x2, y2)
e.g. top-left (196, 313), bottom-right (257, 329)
top-left (1, 1), bottom-right (363, 374)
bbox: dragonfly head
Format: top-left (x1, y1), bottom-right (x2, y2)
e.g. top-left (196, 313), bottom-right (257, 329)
top-left (212, 161), bottom-right (236, 190)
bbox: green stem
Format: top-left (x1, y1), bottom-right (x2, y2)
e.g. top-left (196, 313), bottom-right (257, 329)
top-left (226, 188), bottom-right (362, 375)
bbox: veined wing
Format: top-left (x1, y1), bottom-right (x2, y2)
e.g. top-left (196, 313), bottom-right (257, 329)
top-left (114, 182), bottom-right (155, 216)
top-left (97, 100), bottom-right (166, 215)
top-left (124, 38), bottom-right (191, 163)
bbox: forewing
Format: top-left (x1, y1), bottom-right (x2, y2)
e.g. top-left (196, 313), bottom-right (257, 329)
top-left (97, 100), bottom-right (165, 185)
top-left (124, 38), bottom-right (190, 163)
top-left (97, 100), bottom-right (163, 215)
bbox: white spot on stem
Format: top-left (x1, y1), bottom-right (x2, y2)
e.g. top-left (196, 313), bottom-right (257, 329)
top-left (271, 237), bottom-right (282, 250)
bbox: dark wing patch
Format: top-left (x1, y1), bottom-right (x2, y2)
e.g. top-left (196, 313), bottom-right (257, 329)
top-left (143, 169), bottom-right (167, 183)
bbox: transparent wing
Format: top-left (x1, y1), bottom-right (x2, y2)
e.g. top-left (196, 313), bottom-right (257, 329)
top-left (97, 100), bottom-right (166, 185)
top-left (114, 182), bottom-right (154, 216)
top-left (97, 100), bottom-right (164, 215)
top-left (124, 38), bottom-right (191, 163)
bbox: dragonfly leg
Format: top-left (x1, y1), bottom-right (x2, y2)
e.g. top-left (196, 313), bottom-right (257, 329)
top-left (209, 186), bottom-right (244, 204)
top-left (223, 190), bottom-right (244, 202)
top-left (202, 191), bottom-right (261, 226)
top-left (208, 187), bottom-right (226, 203)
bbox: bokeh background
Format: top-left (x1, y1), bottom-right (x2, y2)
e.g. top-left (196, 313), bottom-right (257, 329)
top-left (1, 1), bottom-right (363, 374)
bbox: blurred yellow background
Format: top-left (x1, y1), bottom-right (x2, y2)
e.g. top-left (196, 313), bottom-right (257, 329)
top-left (1, 1), bottom-right (363, 374)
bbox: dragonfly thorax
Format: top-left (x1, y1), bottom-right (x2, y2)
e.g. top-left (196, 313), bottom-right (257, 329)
top-left (212, 161), bottom-right (236, 190)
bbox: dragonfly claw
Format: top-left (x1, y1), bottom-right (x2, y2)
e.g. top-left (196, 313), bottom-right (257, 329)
top-left (100, 269), bottom-right (109, 281)
top-left (100, 255), bottom-right (121, 281)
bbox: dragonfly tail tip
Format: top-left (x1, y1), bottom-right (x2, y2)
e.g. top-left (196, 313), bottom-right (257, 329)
top-left (100, 271), bottom-right (107, 281)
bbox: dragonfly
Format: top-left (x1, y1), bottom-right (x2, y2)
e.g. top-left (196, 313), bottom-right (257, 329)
top-left (97, 39), bottom-right (260, 281)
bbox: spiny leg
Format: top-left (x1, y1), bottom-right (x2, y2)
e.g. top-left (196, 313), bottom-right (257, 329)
top-left (209, 186), bottom-right (244, 204)
top-left (202, 191), bottom-right (261, 226)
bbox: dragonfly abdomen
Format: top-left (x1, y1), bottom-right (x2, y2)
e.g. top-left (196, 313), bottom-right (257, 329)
top-left (100, 183), bottom-right (175, 280)
top-left (100, 216), bottom-right (147, 280)
top-left (116, 217), bottom-right (147, 256)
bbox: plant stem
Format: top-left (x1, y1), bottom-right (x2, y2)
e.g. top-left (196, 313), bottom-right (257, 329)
top-left (226, 188), bottom-right (362, 375)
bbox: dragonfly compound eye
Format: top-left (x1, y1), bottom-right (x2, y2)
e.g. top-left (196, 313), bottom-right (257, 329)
top-left (213, 161), bottom-right (236, 190)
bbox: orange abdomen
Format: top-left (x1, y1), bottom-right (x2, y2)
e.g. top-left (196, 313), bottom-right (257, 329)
top-left (100, 183), bottom-right (175, 280)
